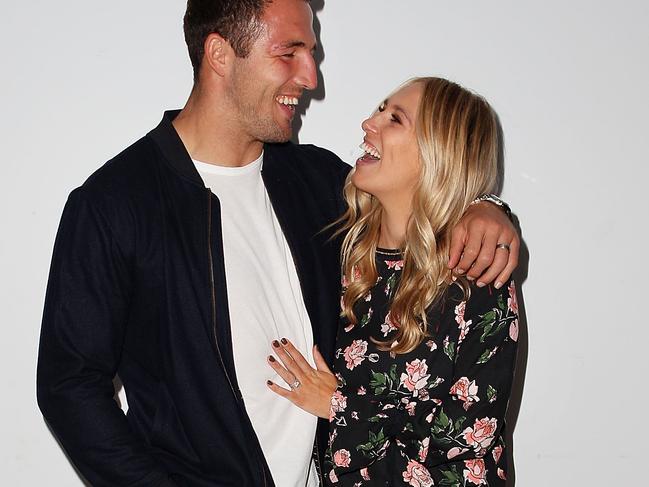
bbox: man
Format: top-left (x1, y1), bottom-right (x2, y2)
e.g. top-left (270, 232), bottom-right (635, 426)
top-left (37, 1), bottom-right (519, 486)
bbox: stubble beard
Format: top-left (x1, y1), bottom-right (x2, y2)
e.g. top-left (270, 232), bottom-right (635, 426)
top-left (228, 70), bottom-right (292, 144)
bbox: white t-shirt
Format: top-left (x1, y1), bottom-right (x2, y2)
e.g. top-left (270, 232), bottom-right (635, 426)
top-left (193, 154), bottom-right (319, 487)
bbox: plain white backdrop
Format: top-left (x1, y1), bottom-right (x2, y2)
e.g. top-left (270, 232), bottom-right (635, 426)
top-left (2, 1), bottom-right (648, 485)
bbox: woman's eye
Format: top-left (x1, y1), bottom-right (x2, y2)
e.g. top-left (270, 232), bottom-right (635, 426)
top-left (391, 114), bottom-right (401, 124)
top-left (378, 103), bottom-right (386, 112)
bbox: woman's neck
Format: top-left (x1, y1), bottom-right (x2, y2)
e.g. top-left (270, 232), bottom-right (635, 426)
top-left (378, 204), bottom-right (411, 249)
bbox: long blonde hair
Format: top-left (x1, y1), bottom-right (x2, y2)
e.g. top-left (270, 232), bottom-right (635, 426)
top-left (337, 77), bottom-right (500, 354)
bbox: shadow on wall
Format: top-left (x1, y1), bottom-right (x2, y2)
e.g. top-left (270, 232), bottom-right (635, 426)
top-left (496, 114), bottom-right (531, 487)
top-left (291, 0), bottom-right (326, 144)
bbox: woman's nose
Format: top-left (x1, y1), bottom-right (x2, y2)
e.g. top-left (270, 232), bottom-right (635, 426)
top-left (361, 117), bottom-right (378, 134)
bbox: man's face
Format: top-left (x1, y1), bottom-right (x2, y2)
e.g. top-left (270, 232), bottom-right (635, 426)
top-left (226, 0), bottom-right (317, 143)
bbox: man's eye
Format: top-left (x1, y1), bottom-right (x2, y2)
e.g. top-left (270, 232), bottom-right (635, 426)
top-left (282, 52), bottom-right (296, 58)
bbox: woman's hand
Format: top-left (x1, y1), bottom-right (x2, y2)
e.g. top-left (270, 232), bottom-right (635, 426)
top-left (266, 338), bottom-right (337, 419)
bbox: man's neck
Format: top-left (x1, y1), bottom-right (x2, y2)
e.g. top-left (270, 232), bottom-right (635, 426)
top-left (172, 86), bottom-right (264, 167)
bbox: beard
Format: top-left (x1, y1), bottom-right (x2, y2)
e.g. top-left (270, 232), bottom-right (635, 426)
top-left (227, 66), bottom-right (293, 144)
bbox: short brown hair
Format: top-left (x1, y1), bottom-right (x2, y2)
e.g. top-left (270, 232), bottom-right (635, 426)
top-left (183, 0), bottom-right (273, 80)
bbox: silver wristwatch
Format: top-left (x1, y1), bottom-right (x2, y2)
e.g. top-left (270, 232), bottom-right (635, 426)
top-left (470, 194), bottom-right (512, 218)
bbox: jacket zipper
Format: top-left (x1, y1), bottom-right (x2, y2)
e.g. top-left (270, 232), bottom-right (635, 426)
top-left (207, 190), bottom-right (268, 487)
top-left (313, 435), bottom-right (325, 486)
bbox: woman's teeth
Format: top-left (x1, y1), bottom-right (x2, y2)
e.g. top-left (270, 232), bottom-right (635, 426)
top-left (360, 142), bottom-right (381, 159)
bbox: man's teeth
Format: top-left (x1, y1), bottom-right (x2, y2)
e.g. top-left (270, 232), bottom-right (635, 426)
top-left (277, 96), bottom-right (299, 106)
top-left (360, 142), bottom-right (381, 159)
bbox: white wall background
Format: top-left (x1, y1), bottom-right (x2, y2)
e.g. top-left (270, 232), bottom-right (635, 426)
top-left (2, 1), bottom-right (647, 485)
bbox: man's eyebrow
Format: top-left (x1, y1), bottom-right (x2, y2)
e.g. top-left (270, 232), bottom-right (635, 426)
top-left (271, 40), bottom-right (318, 52)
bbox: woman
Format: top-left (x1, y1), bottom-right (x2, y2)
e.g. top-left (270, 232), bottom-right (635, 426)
top-left (266, 77), bottom-right (519, 486)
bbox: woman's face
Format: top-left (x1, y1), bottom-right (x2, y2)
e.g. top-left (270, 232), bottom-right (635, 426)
top-left (352, 82), bottom-right (423, 207)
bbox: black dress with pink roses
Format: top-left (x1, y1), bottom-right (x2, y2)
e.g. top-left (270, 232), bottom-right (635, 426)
top-left (326, 249), bottom-right (519, 486)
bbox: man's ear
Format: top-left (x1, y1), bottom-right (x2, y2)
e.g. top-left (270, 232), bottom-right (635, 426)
top-left (203, 33), bottom-right (233, 77)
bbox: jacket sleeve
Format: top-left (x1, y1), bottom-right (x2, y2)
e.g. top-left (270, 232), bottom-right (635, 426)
top-left (37, 189), bottom-right (174, 486)
top-left (328, 281), bottom-right (519, 482)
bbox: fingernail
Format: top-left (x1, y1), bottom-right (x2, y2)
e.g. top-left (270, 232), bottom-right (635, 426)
top-left (494, 281), bottom-right (503, 289)
top-left (272, 340), bottom-right (280, 348)
top-left (477, 281), bottom-right (485, 288)
top-left (267, 380), bottom-right (273, 386)
top-left (456, 268), bottom-right (465, 275)
top-left (268, 355), bottom-right (276, 362)
top-left (281, 338), bottom-right (288, 345)
top-left (466, 275), bottom-right (475, 281)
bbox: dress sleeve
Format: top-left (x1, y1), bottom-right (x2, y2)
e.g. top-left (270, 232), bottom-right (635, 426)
top-left (327, 281), bottom-right (519, 484)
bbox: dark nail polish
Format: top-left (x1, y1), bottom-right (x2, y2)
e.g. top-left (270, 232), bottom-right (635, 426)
top-left (272, 340), bottom-right (280, 348)
top-left (281, 338), bottom-right (288, 345)
top-left (268, 355), bottom-right (276, 362)
top-left (267, 380), bottom-right (273, 386)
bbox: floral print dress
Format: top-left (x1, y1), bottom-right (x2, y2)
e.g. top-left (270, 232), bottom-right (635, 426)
top-left (326, 250), bottom-right (519, 486)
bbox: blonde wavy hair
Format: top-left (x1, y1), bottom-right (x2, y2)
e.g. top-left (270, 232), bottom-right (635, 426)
top-left (337, 77), bottom-right (500, 354)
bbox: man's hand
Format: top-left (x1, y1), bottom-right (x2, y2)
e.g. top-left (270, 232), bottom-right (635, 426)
top-left (448, 202), bottom-right (519, 289)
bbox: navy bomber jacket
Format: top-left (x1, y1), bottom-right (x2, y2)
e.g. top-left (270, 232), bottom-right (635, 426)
top-left (37, 111), bottom-right (351, 486)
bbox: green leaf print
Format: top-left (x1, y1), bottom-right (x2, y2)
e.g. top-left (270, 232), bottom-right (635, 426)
top-left (476, 348), bottom-right (494, 364)
top-left (370, 371), bottom-right (387, 395)
top-left (359, 308), bottom-right (373, 328)
top-left (439, 465), bottom-right (462, 487)
top-left (487, 385), bottom-right (498, 403)
top-left (388, 364), bottom-right (398, 383)
top-left (444, 339), bottom-right (456, 361)
top-left (435, 408), bottom-right (450, 430)
top-left (385, 273), bottom-right (397, 296)
top-left (356, 428), bottom-right (387, 458)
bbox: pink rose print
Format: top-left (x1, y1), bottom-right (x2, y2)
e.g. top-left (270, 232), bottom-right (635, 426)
top-left (498, 468), bottom-right (506, 480)
top-left (458, 319), bottom-right (471, 344)
top-left (508, 281), bottom-right (518, 314)
top-left (463, 417), bottom-right (498, 455)
top-left (357, 386), bottom-right (367, 395)
top-left (402, 460), bottom-right (434, 487)
top-left (343, 340), bottom-right (368, 370)
top-left (455, 301), bottom-right (467, 325)
top-left (509, 319), bottom-right (519, 342)
top-left (449, 377), bottom-right (480, 411)
top-left (463, 459), bottom-right (487, 485)
top-left (405, 400), bottom-right (417, 416)
top-left (400, 359), bottom-right (431, 397)
top-left (333, 449), bottom-right (351, 468)
top-left (329, 390), bottom-right (347, 421)
top-left (447, 446), bottom-right (469, 459)
top-left (360, 468), bottom-right (371, 481)
top-left (328, 469), bottom-right (339, 484)
top-left (426, 339), bottom-right (437, 352)
top-left (385, 259), bottom-right (404, 271)
top-left (418, 437), bottom-right (430, 462)
top-left (381, 311), bottom-right (399, 337)
top-left (492, 445), bottom-right (503, 463)
top-left (353, 266), bottom-right (362, 282)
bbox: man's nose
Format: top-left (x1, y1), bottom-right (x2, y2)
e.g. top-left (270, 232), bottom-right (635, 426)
top-left (295, 53), bottom-right (317, 90)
